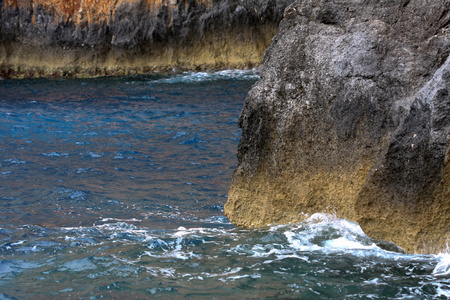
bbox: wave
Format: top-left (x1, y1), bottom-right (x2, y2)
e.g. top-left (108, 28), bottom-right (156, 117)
top-left (150, 69), bottom-right (260, 84)
top-left (1, 214), bottom-right (448, 298)
top-left (434, 253), bottom-right (450, 276)
top-left (3, 214), bottom-right (434, 261)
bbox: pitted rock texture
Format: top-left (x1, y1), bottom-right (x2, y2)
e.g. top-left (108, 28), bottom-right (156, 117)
top-left (0, 0), bottom-right (292, 78)
top-left (225, 0), bottom-right (450, 254)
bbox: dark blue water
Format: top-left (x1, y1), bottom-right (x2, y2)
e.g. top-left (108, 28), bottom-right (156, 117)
top-left (0, 71), bottom-right (449, 299)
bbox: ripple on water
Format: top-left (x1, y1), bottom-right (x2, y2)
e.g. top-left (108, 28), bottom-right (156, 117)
top-left (0, 74), bottom-right (448, 299)
top-left (0, 216), bottom-right (447, 298)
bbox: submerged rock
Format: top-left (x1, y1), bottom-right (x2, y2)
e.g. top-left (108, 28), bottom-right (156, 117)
top-left (0, 0), bottom-right (292, 78)
top-left (225, 0), bottom-right (450, 254)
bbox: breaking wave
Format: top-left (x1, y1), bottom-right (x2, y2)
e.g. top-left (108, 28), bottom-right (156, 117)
top-left (1, 214), bottom-right (448, 298)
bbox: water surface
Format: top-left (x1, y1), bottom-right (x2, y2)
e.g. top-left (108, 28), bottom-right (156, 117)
top-left (0, 71), bottom-right (449, 299)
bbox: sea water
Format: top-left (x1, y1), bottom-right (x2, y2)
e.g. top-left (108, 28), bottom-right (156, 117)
top-left (0, 70), bottom-right (449, 299)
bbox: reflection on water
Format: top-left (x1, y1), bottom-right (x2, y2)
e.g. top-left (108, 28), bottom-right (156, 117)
top-left (0, 71), bottom-right (449, 299)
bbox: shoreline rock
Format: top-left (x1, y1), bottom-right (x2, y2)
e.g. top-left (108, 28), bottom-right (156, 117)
top-left (225, 0), bottom-right (450, 254)
top-left (0, 0), bottom-right (292, 78)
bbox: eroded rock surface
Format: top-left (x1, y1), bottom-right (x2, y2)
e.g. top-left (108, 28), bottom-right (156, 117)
top-left (225, 0), bottom-right (450, 253)
top-left (0, 0), bottom-right (292, 78)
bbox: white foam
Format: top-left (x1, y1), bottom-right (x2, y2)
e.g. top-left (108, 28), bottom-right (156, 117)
top-left (152, 69), bottom-right (259, 84)
top-left (305, 213), bottom-right (366, 236)
top-left (4, 158), bottom-right (27, 164)
top-left (325, 237), bottom-right (379, 250)
top-left (172, 226), bottom-right (228, 238)
top-left (275, 254), bottom-right (309, 262)
top-left (219, 273), bottom-right (261, 282)
top-left (99, 218), bottom-right (141, 223)
top-left (142, 249), bottom-right (200, 260)
top-left (363, 278), bottom-right (387, 286)
top-left (211, 267), bottom-right (242, 278)
top-left (433, 253), bottom-right (450, 276)
top-left (435, 282), bottom-right (450, 298)
top-left (144, 266), bottom-right (176, 277)
top-left (10, 241), bottom-right (25, 246)
top-left (87, 151), bottom-right (102, 158)
top-left (41, 152), bottom-right (69, 157)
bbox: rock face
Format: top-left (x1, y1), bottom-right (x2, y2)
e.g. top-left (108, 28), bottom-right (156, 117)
top-left (225, 0), bottom-right (450, 254)
top-left (0, 0), bottom-right (292, 78)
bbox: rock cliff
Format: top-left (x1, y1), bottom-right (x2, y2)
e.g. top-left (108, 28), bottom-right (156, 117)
top-left (0, 0), bottom-right (292, 78)
top-left (225, 0), bottom-right (450, 254)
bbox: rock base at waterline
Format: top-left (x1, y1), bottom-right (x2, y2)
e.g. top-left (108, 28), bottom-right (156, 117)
top-left (225, 0), bottom-right (450, 254)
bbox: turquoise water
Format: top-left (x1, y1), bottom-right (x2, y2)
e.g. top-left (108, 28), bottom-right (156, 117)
top-left (0, 71), bottom-right (449, 299)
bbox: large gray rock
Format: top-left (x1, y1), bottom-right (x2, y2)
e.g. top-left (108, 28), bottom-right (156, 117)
top-left (225, 0), bottom-right (450, 254)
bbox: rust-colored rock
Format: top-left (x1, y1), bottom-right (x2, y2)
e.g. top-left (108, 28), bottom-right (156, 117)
top-left (0, 0), bottom-right (292, 78)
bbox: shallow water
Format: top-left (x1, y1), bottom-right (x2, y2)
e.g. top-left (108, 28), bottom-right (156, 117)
top-left (0, 70), bottom-right (449, 299)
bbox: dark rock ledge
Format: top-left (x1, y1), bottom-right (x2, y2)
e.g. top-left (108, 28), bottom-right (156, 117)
top-left (0, 0), bottom-right (292, 78)
top-left (225, 0), bottom-right (450, 254)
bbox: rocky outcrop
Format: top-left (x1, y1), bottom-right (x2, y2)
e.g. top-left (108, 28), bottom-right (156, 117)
top-left (0, 0), bottom-right (292, 78)
top-left (225, 0), bottom-right (450, 254)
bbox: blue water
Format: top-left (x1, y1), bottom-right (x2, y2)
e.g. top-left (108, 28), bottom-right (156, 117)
top-left (0, 70), bottom-right (449, 299)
